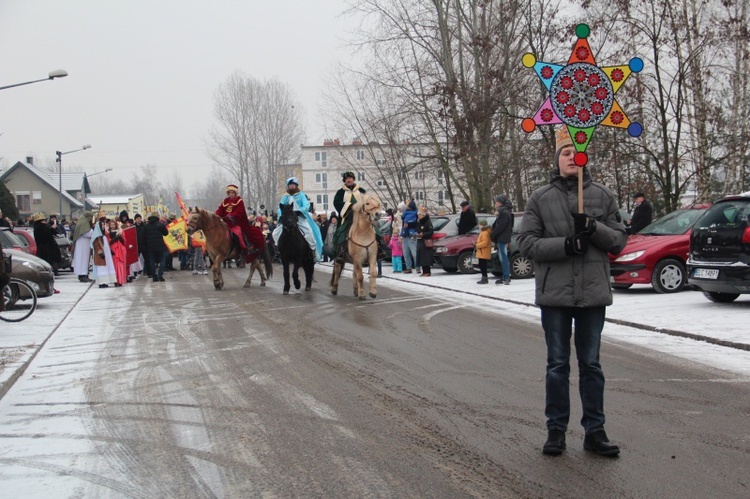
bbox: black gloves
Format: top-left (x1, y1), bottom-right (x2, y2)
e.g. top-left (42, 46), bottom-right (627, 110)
top-left (565, 233), bottom-right (589, 255)
top-left (573, 213), bottom-right (596, 235)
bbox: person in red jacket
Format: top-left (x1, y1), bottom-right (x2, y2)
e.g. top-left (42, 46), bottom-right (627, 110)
top-left (215, 184), bottom-right (265, 261)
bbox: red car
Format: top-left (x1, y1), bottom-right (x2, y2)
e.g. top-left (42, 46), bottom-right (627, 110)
top-left (609, 205), bottom-right (710, 293)
top-left (7, 228), bottom-right (37, 255)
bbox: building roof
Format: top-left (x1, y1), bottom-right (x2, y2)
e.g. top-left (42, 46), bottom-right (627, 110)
top-left (1, 161), bottom-right (82, 208)
top-left (87, 194), bottom-right (142, 205)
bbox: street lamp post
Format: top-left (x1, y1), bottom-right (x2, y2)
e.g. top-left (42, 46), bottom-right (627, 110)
top-left (80, 169), bottom-right (112, 212)
top-left (0, 69), bottom-right (68, 91)
top-left (56, 145), bottom-right (92, 219)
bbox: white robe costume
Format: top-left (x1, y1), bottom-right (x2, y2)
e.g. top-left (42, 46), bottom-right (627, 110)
top-left (72, 228), bottom-right (93, 277)
top-left (90, 223), bottom-right (116, 285)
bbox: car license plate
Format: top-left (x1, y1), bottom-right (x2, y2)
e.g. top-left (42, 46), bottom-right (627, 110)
top-left (693, 268), bottom-right (719, 279)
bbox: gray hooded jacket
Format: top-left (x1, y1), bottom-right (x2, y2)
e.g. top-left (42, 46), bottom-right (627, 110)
top-left (517, 169), bottom-right (627, 308)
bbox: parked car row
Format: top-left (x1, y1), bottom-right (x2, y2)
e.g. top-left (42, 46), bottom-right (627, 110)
top-left (13, 226), bottom-right (73, 270)
top-left (434, 213), bottom-right (535, 279)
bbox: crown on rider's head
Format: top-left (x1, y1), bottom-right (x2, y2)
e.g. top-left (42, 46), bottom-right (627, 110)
top-left (286, 177), bottom-right (299, 187)
top-left (226, 184), bottom-right (239, 194)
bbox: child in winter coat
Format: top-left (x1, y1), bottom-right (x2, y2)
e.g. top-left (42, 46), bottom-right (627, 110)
top-left (389, 230), bottom-right (404, 273)
top-left (475, 219), bottom-right (492, 284)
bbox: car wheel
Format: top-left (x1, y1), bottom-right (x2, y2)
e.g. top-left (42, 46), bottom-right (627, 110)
top-left (612, 283), bottom-right (633, 290)
top-left (510, 253), bottom-right (533, 279)
top-left (651, 258), bottom-right (686, 293)
top-left (442, 267), bottom-right (458, 273)
top-left (457, 251), bottom-right (476, 274)
top-left (702, 291), bottom-right (740, 303)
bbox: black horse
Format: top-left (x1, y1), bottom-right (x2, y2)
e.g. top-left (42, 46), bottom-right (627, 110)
top-left (277, 204), bottom-right (315, 294)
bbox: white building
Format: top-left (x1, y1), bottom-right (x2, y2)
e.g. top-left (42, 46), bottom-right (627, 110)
top-left (300, 139), bottom-right (460, 215)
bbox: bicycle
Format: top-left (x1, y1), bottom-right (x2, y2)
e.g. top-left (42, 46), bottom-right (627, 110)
top-left (0, 277), bottom-right (37, 322)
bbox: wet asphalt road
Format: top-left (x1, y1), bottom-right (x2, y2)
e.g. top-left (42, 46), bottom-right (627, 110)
top-left (0, 266), bottom-right (748, 497)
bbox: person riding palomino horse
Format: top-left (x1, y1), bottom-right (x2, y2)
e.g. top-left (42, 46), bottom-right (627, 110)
top-left (333, 171), bottom-right (385, 263)
top-left (216, 184), bottom-right (266, 263)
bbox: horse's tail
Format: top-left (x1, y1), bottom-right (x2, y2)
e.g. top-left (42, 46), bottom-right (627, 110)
top-left (262, 242), bottom-right (273, 280)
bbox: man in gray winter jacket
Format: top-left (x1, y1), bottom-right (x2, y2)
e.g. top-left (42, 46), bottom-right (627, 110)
top-left (518, 127), bottom-right (627, 457)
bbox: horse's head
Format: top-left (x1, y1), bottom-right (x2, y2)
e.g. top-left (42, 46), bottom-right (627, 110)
top-left (360, 194), bottom-right (382, 225)
top-left (279, 203), bottom-right (299, 231)
top-left (186, 207), bottom-right (205, 232)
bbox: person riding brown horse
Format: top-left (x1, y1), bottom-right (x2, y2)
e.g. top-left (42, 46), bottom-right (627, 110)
top-left (216, 184), bottom-right (266, 263)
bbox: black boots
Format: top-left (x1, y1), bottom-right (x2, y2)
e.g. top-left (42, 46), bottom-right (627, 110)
top-left (477, 276), bottom-right (488, 284)
top-left (543, 430), bottom-right (566, 456)
top-left (584, 430), bottom-right (620, 457)
top-left (543, 429), bottom-right (619, 457)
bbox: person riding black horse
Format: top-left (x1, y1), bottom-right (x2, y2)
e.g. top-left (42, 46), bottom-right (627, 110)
top-left (332, 171), bottom-right (385, 263)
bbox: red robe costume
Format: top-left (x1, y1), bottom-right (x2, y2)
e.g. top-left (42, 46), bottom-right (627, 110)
top-left (108, 229), bottom-right (129, 285)
top-left (215, 195), bottom-right (266, 262)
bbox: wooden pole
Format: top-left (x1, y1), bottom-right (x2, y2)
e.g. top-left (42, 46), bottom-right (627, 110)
top-left (578, 170), bottom-right (584, 213)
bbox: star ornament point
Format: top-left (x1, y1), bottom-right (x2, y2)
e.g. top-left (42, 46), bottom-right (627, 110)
top-left (522, 24), bottom-right (643, 166)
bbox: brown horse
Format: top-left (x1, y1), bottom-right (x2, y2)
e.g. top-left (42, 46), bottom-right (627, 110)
top-left (187, 208), bottom-right (273, 290)
top-left (330, 193), bottom-right (381, 300)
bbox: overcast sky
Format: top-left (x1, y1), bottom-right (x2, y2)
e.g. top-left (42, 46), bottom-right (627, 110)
top-left (0, 0), bottom-right (352, 195)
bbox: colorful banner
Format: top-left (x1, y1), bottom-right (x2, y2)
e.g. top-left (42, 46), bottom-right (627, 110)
top-left (191, 230), bottom-right (207, 248)
top-left (163, 219), bottom-right (189, 253)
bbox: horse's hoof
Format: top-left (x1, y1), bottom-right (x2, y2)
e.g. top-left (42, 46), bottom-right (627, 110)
top-left (305, 287), bottom-right (311, 291)
top-left (283, 290), bottom-right (289, 295)
top-left (331, 290), bottom-right (337, 295)
top-left (243, 283), bottom-right (251, 288)
top-left (369, 293), bottom-right (377, 299)
top-left (260, 282), bottom-right (266, 287)
top-left (359, 295), bottom-right (366, 301)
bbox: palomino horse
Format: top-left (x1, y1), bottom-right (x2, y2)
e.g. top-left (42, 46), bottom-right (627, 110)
top-left (330, 193), bottom-right (381, 300)
top-left (277, 203), bottom-right (315, 294)
top-left (187, 208), bottom-right (273, 290)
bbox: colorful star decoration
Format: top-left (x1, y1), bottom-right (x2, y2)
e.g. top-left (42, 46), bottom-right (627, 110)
top-left (521, 23), bottom-right (643, 167)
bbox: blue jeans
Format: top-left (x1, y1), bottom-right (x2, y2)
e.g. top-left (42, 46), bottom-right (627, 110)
top-left (541, 306), bottom-right (606, 434)
top-left (497, 242), bottom-right (510, 281)
top-left (401, 235), bottom-right (417, 270)
top-left (149, 250), bottom-right (167, 279)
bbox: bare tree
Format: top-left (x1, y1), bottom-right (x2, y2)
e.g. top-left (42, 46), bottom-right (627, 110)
top-left (207, 71), bottom-right (305, 210)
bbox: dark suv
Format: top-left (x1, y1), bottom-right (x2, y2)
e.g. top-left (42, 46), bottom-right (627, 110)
top-left (687, 192), bottom-right (750, 302)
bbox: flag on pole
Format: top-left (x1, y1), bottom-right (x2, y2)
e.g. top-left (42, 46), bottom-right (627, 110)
top-left (175, 192), bottom-right (190, 220)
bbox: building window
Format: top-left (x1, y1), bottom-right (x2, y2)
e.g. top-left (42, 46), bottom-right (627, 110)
top-left (376, 159), bottom-right (387, 166)
top-left (438, 191), bottom-right (449, 204)
top-left (398, 171), bottom-right (408, 181)
top-left (415, 191), bottom-right (425, 201)
top-left (16, 194), bottom-right (30, 212)
top-left (356, 150), bottom-right (365, 160)
top-left (316, 194), bottom-right (329, 212)
top-left (357, 172), bottom-right (365, 181)
top-left (415, 170), bottom-right (424, 180)
top-left (315, 172), bottom-right (328, 185)
top-left (32, 191), bottom-right (42, 205)
top-left (315, 151), bottom-right (327, 167)
top-left (376, 178), bottom-right (387, 187)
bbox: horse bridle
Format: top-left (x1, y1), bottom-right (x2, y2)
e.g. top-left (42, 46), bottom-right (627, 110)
top-left (348, 201), bottom-right (378, 249)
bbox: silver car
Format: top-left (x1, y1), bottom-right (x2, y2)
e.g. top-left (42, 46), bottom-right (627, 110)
top-left (5, 249), bottom-right (56, 298)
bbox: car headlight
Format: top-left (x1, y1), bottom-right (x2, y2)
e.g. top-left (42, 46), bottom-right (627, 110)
top-left (614, 250), bottom-right (645, 262)
top-left (20, 260), bottom-right (46, 272)
top-left (435, 246), bottom-right (448, 254)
